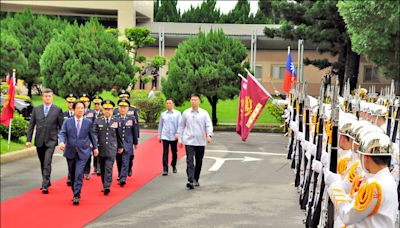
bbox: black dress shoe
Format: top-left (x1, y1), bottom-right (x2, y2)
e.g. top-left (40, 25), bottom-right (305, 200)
top-left (104, 188), bottom-right (110, 195)
top-left (173, 167), bottom-right (177, 173)
top-left (193, 180), bottom-right (200, 187)
top-left (128, 170), bottom-right (132, 177)
top-left (72, 197), bottom-right (79, 205)
top-left (96, 171), bottom-right (101, 176)
top-left (186, 182), bottom-right (194, 190)
top-left (162, 171), bottom-right (168, 176)
top-left (119, 180), bottom-right (126, 187)
top-left (42, 188), bottom-right (49, 194)
top-left (67, 180), bottom-right (71, 186)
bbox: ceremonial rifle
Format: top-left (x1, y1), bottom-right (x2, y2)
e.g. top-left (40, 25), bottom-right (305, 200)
top-left (295, 82), bottom-right (305, 187)
top-left (288, 88), bottom-right (298, 160)
top-left (387, 80), bottom-right (395, 136)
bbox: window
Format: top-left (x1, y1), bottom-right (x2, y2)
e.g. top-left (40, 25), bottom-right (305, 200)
top-left (254, 66), bottom-right (263, 80)
top-left (364, 66), bottom-right (379, 82)
top-left (271, 65), bottom-right (285, 80)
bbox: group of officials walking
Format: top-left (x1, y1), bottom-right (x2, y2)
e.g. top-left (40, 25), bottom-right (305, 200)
top-left (26, 89), bottom-right (213, 205)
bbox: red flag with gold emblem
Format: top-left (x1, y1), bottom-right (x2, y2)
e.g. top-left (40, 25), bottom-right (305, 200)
top-left (241, 72), bottom-right (271, 141)
top-left (1, 71), bottom-right (16, 126)
top-left (236, 77), bottom-right (247, 135)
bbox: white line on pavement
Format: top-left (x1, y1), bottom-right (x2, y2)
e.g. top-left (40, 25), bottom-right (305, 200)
top-left (205, 149), bottom-right (286, 156)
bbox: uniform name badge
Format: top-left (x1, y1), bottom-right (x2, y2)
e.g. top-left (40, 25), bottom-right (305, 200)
top-left (111, 122), bottom-right (118, 128)
top-left (98, 125), bottom-right (104, 128)
top-left (126, 120), bottom-right (133, 126)
top-left (64, 116), bottom-right (68, 119)
top-left (127, 111), bottom-right (134, 116)
top-left (86, 112), bottom-right (94, 118)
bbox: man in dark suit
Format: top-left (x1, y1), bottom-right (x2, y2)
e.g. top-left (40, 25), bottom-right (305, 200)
top-left (93, 100), bottom-right (123, 195)
top-left (115, 99), bottom-right (138, 186)
top-left (79, 93), bottom-right (96, 180)
top-left (113, 90), bottom-right (139, 178)
top-left (58, 101), bottom-right (98, 205)
top-left (26, 88), bottom-right (64, 194)
top-left (63, 93), bottom-right (77, 186)
top-left (92, 95), bottom-right (103, 175)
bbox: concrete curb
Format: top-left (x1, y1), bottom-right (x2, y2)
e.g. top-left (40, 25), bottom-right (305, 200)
top-left (1, 147), bottom-right (36, 164)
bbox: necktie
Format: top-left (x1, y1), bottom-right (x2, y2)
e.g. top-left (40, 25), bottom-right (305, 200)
top-left (76, 119), bottom-right (81, 136)
top-left (44, 106), bottom-right (49, 117)
top-left (106, 119), bottom-right (109, 126)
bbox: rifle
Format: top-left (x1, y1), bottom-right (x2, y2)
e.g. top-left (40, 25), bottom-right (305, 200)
top-left (300, 81), bottom-right (324, 210)
top-left (288, 89), bottom-right (297, 160)
top-left (305, 77), bottom-right (326, 227)
top-left (311, 80), bottom-right (335, 228)
top-left (319, 78), bottom-right (340, 228)
top-left (387, 80), bottom-right (395, 136)
top-left (295, 82), bottom-right (305, 187)
top-left (391, 104), bottom-right (400, 143)
top-left (292, 84), bottom-right (301, 169)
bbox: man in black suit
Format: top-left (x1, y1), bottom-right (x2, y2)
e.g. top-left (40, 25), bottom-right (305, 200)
top-left (63, 93), bottom-right (77, 186)
top-left (26, 88), bottom-right (64, 194)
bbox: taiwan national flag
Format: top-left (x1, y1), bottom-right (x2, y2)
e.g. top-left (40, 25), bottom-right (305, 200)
top-left (283, 48), bottom-right (297, 93)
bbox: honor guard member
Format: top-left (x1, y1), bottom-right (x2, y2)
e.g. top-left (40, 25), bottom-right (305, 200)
top-left (79, 93), bottom-right (96, 180)
top-left (93, 100), bottom-right (123, 195)
top-left (324, 132), bottom-right (398, 228)
top-left (116, 99), bottom-right (138, 187)
top-left (63, 93), bottom-right (77, 186)
top-left (92, 95), bottom-right (104, 175)
top-left (113, 90), bottom-right (139, 177)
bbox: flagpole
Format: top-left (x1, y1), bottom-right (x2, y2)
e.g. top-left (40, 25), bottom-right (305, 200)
top-left (7, 119), bottom-right (12, 151)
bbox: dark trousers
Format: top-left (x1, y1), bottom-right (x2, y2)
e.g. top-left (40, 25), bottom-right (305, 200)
top-left (140, 80), bottom-right (145, 89)
top-left (99, 156), bottom-right (115, 189)
top-left (162, 140), bottom-right (177, 172)
top-left (36, 145), bottom-right (55, 187)
top-left (185, 145), bottom-right (205, 183)
top-left (117, 150), bottom-right (132, 182)
top-left (84, 155), bottom-right (92, 174)
top-left (152, 78), bottom-right (157, 89)
top-left (129, 154), bottom-right (134, 174)
top-left (93, 156), bottom-right (100, 173)
top-left (67, 156), bottom-right (88, 197)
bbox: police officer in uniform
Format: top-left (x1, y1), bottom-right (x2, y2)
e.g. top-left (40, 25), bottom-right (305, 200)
top-left (113, 90), bottom-right (139, 177)
top-left (63, 93), bottom-right (77, 186)
top-left (116, 99), bottom-right (138, 186)
top-left (79, 94), bottom-right (96, 180)
top-left (92, 95), bottom-right (103, 175)
top-left (93, 100), bottom-right (123, 195)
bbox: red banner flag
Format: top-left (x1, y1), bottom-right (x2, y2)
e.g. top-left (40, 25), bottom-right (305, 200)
top-left (236, 77), bottom-right (248, 135)
top-left (240, 72), bottom-right (271, 141)
top-left (1, 71), bottom-right (16, 126)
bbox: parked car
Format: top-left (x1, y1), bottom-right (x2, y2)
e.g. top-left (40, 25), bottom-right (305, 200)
top-left (0, 96), bottom-right (33, 121)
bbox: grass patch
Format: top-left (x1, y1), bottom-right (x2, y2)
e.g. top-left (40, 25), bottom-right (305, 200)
top-left (32, 92), bottom-right (280, 124)
top-left (1, 136), bottom-right (27, 154)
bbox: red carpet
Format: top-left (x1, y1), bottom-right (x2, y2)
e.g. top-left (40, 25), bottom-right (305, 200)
top-left (1, 134), bottom-right (186, 228)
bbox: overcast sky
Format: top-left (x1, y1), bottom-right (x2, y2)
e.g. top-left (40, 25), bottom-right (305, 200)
top-left (176, 0), bottom-right (259, 14)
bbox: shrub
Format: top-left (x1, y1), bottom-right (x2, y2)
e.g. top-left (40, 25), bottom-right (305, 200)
top-left (131, 90), bottom-right (165, 124)
top-left (0, 114), bottom-right (28, 141)
top-left (266, 102), bottom-right (284, 123)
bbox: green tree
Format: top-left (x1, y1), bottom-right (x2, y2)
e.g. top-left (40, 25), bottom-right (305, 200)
top-left (337, 0), bottom-right (400, 83)
top-left (263, 0), bottom-right (360, 93)
top-left (121, 27), bottom-right (156, 85)
top-left (40, 19), bottom-right (133, 97)
top-left (162, 29), bottom-right (247, 125)
top-left (0, 32), bottom-right (28, 77)
top-left (181, 0), bottom-right (221, 23)
top-left (220, 0), bottom-right (251, 24)
top-left (154, 0), bottom-right (180, 22)
top-left (0, 9), bottom-right (67, 97)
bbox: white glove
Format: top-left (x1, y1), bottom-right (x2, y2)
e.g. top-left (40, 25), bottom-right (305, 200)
top-left (301, 140), bottom-right (310, 151)
top-left (290, 121), bottom-right (298, 133)
top-left (321, 151), bottom-right (329, 167)
top-left (296, 132), bottom-right (304, 141)
top-left (324, 168), bottom-right (341, 186)
top-left (309, 144), bottom-right (317, 157)
top-left (312, 160), bottom-right (323, 173)
top-left (305, 150), bottom-right (311, 160)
